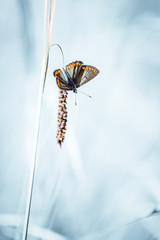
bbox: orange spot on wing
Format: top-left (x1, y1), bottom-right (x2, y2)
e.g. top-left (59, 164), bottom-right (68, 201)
top-left (82, 67), bottom-right (85, 70)
top-left (86, 67), bottom-right (89, 70)
top-left (54, 71), bottom-right (58, 76)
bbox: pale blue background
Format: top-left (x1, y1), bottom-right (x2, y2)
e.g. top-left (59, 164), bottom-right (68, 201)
top-left (0, 0), bottom-right (160, 239)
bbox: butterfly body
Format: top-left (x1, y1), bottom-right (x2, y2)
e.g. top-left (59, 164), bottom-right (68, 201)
top-left (61, 68), bottom-right (77, 93)
top-left (54, 61), bottom-right (99, 92)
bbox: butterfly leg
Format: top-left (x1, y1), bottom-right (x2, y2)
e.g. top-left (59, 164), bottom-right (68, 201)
top-left (73, 88), bottom-right (77, 93)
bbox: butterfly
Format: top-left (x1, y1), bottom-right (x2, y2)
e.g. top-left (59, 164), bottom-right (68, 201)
top-left (53, 61), bottom-right (99, 92)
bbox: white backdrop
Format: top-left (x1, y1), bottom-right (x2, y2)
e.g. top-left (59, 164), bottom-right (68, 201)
top-left (0, 0), bottom-right (160, 239)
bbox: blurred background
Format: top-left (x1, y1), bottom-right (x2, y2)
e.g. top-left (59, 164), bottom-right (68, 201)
top-left (1, 0), bottom-right (160, 239)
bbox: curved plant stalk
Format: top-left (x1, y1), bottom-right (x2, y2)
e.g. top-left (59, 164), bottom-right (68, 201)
top-left (22, 1), bottom-right (57, 240)
top-left (50, 43), bottom-right (65, 68)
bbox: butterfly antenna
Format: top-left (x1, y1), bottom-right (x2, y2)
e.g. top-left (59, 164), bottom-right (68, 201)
top-left (75, 92), bottom-right (77, 105)
top-left (77, 90), bottom-right (92, 98)
top-left (50, 43), bottom-right (64, 68)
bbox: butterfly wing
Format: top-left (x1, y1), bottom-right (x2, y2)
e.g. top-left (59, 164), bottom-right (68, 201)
top-left (65, 61), bottom-right (83, 83)
top-left (75, 65), bottom-right (100, 88)
top-left (55, 62), bottom-right (99, 90)
top-left (53, 69), bottom-right (72, 91)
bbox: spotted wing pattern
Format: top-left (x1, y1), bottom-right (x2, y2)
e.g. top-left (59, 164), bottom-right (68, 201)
top-left (65, 61), bottom-right (83, 83)
top-left (75, 65), bottom-right (99, 88)
top-left (54, 61), bottom-right (100, 90)
top-left (54, 69), bottom-right (72, 91)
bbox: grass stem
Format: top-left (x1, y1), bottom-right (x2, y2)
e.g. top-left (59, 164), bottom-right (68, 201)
top-left (22, 1), bottom-right (57, 239)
